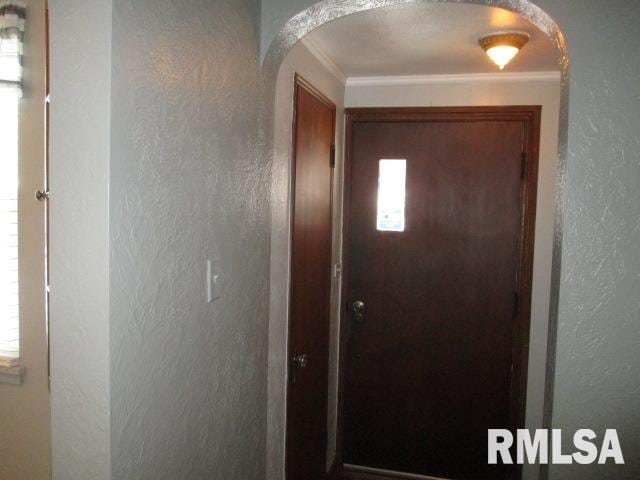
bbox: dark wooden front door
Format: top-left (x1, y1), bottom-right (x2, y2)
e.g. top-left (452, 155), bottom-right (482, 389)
top-left (286, 76), bottom-right (336, 480)
top-left (342, 107), bottom-right (540, 480)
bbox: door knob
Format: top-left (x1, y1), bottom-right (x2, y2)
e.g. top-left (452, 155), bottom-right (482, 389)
top-left (352, 300), bottom-right (364, 312)
top-left (292, 353), bottom-right (308, 368)
top-left (351, 300), bottom-right (365, 323)
top-left (35, 189), bottom-right (49, 201)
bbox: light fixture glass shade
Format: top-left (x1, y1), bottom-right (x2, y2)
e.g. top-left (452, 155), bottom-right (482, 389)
top-left (486, 45), bottom-right (520, 70)
top-left (479, 32), bottom-right (529, 71)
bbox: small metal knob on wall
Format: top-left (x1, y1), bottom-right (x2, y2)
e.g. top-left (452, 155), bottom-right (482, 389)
top-left (35, 190), bottom-right (49, 201)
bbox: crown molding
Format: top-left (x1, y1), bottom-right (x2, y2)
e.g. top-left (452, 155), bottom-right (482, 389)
top-left (299, 36), bottom-right (347, 85)
top-left (346, 71), bottom-right (561, 87)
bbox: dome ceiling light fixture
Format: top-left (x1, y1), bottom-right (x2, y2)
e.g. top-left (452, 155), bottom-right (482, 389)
top-left (479, 32), bottom-right (530, 70)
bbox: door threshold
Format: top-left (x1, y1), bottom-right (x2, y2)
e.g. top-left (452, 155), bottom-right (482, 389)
top-left (342, 464), bottom-right (452, 480)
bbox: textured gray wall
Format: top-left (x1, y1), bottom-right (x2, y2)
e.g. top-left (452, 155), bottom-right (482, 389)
top-left (49, 0), bottom-right (112, 478)
top-left (261, 1), bottom-right (640, 479)
top-left (109, 0), bottom-right (269, 478)
top-left (47, 0), bottom-right (639, 478)
top-left (545, 1), bottom-right (640, 478)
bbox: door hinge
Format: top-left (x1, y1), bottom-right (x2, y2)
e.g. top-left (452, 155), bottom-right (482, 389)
top-left (520, 151), bottom-right (526, 179)
top-left (330, 144), bottom-right (336, 168)
top-left (333, 263), bottom-right (342, 277)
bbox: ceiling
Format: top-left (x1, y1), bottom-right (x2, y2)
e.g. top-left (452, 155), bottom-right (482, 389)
top-left (303, 3), bottom-right (559, 77)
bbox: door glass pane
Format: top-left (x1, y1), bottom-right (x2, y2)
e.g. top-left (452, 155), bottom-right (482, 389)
top-left (376, 159), bottom-right (406, 232)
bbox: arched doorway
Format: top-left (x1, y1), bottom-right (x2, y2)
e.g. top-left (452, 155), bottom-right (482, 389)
top-left (263, 2), bottom-right (569, 479)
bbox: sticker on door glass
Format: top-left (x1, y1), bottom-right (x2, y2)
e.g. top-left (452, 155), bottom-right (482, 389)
top-left (377, 159), bottom-right (406, 232)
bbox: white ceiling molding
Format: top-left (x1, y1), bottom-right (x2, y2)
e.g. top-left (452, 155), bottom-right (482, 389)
top-left (346, 71), bottom-right (561, 87)
top-left (299, 36), bottom-right (347, 84)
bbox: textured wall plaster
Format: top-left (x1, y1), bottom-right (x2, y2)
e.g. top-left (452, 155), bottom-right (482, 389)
top-left (262, 0), bottom-right (639, 479)
top-left (345, 76), bottom-right (561, 480)
top-left (545, 1), bottom-right (640, 478)
top-left (109, 0), bottom-right (269, 478)
top-left (268, 41), bottom-right (345, 480)
top-left (49, 0), bottom-right (112, 478)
